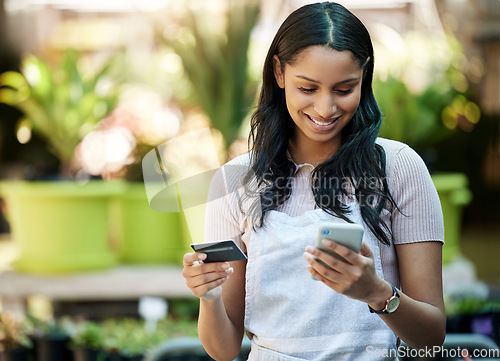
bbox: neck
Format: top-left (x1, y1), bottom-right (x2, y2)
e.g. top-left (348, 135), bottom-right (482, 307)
top-left (288, 137), bottom-right (340, 166)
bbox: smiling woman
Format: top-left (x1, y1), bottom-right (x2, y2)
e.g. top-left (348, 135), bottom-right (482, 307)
top-left (182, 2), bottom-right (446, 360)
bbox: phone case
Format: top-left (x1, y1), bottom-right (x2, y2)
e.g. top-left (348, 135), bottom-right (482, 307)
top-left (191, 239), bottom-right (247, 263)
top-left (316, 222), bottom-right (364, 262)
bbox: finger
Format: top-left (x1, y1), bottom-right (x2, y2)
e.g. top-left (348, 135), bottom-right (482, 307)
top-left (306, 263), bottom-right (340, 290)
top-left (186, 266), bottom-right (234, 290)
top-left (322, 240), bottom-right (363, 266)
top-left (305, 245), bottom-right (352, 275)
top-left (360, 241), bottom-right (373, 259)
top-left (191, 276), bottom-right (228, 298)
top-left (183, 252), bottom-right (206, 266)
top-left (304, 251), bottom-right (346, 282)
top-left (182, 260), bottom-right (231, 278)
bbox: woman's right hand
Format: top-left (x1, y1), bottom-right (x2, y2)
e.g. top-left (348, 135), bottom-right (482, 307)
top-left (182, 252), bottom-right (234, 300)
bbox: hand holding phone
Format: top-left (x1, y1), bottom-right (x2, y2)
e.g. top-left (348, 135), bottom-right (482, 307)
top-left (315, 222), bottom-right (364, 265)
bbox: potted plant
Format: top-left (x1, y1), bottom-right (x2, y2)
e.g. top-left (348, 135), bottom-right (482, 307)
top-left (100, 318), bottom-right (185, 361)
top-left (82, 105), bottom-right (187, 265)
top-left (26, 315), bottom-right (73, 361)
top-left (70, 321), bottom-right (107, 361)
top-left (0, 49), bottom-right (124, 273)
top-left (0, 312), bottom-right (33, 361)
top-left (445, 295), bottom-right (500, 346)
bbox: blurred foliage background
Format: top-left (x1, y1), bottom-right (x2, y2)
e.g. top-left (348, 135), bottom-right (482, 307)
top-left (0, 0), bottom-right (498, 354)
top-left (0, 0), bottom-right (498, 260)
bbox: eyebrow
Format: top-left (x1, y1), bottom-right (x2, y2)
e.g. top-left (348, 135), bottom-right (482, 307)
top-left (295, 75), bottom-right (359, 85)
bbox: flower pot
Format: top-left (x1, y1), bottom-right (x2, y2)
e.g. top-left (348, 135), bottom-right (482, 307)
top-left (0, 347), bottom-right (33, 361)
top-left (115, 183), bottom-right (184, 265)
top-left (105, 352), bottom-right (143, 361)
top-left (33, 335), bottom-right (73, 361)
top-left (1, 181), bottom-right (122, 274)
top-left (72, 347), bottom-right (107, 361)
top-left (431, 173), bottom-right (472, 264)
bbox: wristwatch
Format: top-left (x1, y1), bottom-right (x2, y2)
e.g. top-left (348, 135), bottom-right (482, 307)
top-left (369, 283), bottom-right (400, 314)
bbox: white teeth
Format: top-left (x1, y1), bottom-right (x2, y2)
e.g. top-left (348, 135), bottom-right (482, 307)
top-left (308, 115), bottom-right (336, 126)
top-left (313, 119), bottom-right (334, 126)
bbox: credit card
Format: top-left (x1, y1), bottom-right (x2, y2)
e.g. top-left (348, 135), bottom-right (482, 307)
top-left (190, 239), bottom-right (247, 263)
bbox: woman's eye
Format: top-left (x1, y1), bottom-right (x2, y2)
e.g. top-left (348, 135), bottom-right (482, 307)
top-left (336, 89), bottom-right (353, 95)
top-left (299, 87), bottom-right (316, 93)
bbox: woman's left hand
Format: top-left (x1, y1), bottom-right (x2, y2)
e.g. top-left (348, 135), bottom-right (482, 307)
top-left (304, 240), bottom-right (389, 304)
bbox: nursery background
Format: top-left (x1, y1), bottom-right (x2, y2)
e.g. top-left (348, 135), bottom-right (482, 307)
top-left (0, 0), bottom-right (499, 360)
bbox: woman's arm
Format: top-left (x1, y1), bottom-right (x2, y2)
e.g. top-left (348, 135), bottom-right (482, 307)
top-left (372, 241), bottom-right (445, 349)
top-left (305, 240), bottom-right (446, 350)
top-left (183, 252), bottom-right (246, 360)
top-left (197, 258), bottom-right (247, 361)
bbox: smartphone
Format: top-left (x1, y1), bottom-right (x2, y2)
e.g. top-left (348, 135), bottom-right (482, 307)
top-left (315, 222), bottom-right (364, 264)
top-left (190, 239), bottom-right (247, 263)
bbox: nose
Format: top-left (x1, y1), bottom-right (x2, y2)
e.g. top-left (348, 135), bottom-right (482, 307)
top-left (314, 94), bottom-right (337, 119)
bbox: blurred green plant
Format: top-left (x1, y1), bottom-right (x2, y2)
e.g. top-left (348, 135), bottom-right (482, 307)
top-left (100, 317), bottom-right (198, 357)
top-left (0, 50), bottom-right (122, 176)
top-left (446, 296), bottom-right (500, 316)
top-left (374, 75), bottom-right (454, 149)
top-left (373, 31), bottom-right (481, 152)
top-left (24, 313), bottom-right (71, 339)
top-left (71, 321), bottom-right (104, 351)
top-left (168, 298), bottom-right (199, 321)
top-left (374, 75), bottom-right (481, 151)
top-left (154, 0), bottom-right (260, 152)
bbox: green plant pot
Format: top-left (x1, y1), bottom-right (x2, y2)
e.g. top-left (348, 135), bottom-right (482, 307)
top-left (1, 181), bottom-right (122, 274)
top-left (115, 183), bottom-right (184, 265)
top-left (431, 173), bottom-right (472, 264)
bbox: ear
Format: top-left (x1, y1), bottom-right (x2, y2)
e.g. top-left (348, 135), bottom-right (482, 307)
top-left (273, 55), bottom-right (285, 89)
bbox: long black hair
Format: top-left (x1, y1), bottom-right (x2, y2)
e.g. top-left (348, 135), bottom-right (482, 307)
top-left (245, 2), bottom-right (396, 245)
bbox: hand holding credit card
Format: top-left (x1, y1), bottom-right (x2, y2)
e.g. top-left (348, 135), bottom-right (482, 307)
top-left (190, 239), bottom-right (247, 263)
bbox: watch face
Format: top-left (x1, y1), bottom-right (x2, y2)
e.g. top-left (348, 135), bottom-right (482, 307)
top-left (387, 297), bottom-right (400, 313)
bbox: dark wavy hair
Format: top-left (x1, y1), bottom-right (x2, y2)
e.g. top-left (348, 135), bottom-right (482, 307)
top-left (245, 2), bottom-right (397, 245)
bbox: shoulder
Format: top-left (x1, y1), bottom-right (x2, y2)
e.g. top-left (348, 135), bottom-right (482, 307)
top-left (219, 152), bottom-right (252, 180)
top-left (224, 152), bottom-right (252, 167)
top-left (376, 137), bottom-right (428, 175)
top-left (376, 137), bottom-right (415, 159)
top-left (209, 152), bottom-right (252, 193)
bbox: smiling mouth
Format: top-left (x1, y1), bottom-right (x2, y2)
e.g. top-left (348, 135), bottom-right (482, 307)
top-left (306, 114), bottom-right (339, 126)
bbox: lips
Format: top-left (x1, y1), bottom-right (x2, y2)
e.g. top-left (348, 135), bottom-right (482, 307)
top-left (306, 113), bottom-right (340, 127)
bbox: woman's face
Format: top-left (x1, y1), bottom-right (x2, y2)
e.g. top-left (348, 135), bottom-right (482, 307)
top-left (274, 45), bottom-right (364, 157)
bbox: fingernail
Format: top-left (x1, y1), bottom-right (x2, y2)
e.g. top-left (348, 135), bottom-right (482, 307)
top-left (198, 253), bottom-right (207, 260)
top-left (304, 252), bottom-right (313, 260)
top-left (221, 262), bottom-right (229, 270)
top-left (305, 246), bottom-right (314, 253)
top-left (225, 267), bottom-right (234, 275)
top-left (322, 239), bottom-right (332, 247)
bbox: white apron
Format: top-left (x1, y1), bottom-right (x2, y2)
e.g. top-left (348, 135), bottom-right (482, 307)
top-left (244, 205), bottom-right (398, 361)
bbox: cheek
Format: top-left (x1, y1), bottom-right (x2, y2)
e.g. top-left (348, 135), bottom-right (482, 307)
top-left (285, 89), bottom-right (312, 109)
top-left (340, 93), bottom-right (362, 113)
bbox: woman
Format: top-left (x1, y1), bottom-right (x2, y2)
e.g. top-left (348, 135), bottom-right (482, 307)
top-left (182, 2), bottom-right (446, 360)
